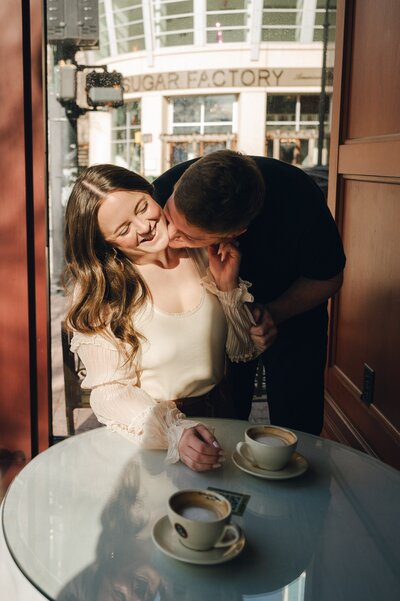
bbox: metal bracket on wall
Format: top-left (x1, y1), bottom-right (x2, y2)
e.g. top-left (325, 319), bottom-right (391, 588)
top-left (361, 363), bottom-right (375, 406)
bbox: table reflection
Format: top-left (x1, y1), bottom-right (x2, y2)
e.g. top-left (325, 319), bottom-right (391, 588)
top-left (55, 436), bottom-right (331, 601)
top-left (3, 420), bottom-right (399, 601)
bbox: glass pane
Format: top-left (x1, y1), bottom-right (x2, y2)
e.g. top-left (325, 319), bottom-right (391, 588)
top-left (171, 143), bottom-right (191, 166)
top-left (46, 0), bottom-right (337, 440)
top-left (207, 29), bottom-right (246, 43)
top-left (172, 125), bottom-right (200, 134)
top-left (158, 16), bottom-right (193, 31)
top-left (263, 0), bottom-right (298, 6)
top-left (117, 37), bottom-right (145, 53)
top-left (113, 0), bottom-right (142, 9)
top-left (207, 13), bottom-right (246, 27)
top-left (114, 8), bottom-right (142, 26)
top-left (207, 0), bottom-right (247, 9)
top-left (173, 97), bottom-right (202, 123)
top-left (203, 141), bottom-right (227, 154)
top-left (157, 31), bottom-right (194, 46)
top-left (157, 1), bottom-right (193, 16)
top-left (262, 12), bottom-right (297, 26)
top-left (261, 28), bottom-right (297, 41)
top-left (267, 95), bottom-right (296, 121)
top-left (204, 95), bottom-right (234, 122)
top-left (203, 125), bottom-right (232, 133)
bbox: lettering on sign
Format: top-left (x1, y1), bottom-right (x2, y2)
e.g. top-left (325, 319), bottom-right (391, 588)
top-left (123, 68), bottom-right (328, 94)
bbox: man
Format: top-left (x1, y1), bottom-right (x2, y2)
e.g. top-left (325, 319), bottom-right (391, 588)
top-left (153, 150), bottom-right (345, 435)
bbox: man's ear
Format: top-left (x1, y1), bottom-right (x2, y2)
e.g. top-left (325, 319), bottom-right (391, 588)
top-left (229, 227), bottom-right (247, 239)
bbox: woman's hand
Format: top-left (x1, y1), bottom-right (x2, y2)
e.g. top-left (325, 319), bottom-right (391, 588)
top-left (208, 242), bottom-right (241, 292)
top-left (178, 425), bottom-right (225, 472)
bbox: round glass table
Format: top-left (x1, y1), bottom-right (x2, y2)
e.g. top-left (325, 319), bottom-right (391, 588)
top-left (2, 419), bottom-right (400, 600)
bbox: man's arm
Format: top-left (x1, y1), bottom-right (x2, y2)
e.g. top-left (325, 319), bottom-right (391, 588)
top-left (250, 271), bottom-right (344, 351)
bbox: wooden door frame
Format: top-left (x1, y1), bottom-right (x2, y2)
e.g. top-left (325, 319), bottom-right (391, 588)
top-left (324, 0), bottom-right (400, 467)
top-left (0, 0), bottom-right (49, 487)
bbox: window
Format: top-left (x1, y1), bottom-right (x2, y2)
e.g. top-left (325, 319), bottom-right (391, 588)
top-left (206, 0), bottom-right (248, 44)
top-left (266, 94), bottom-right (331, 166)
top-left (172, 94), bottom-right (235, 134)
top-left (262, 0), bottom-right (336, 43)
top-left (114, 2), bottom-right (145, 53)
top-left (153, 0), bottom-right (194, 48)
top-left (97, 0), bottom-right (145, 57)
top-left (167, 94), bottom-right (237, 165)
top-left (262, 0), bottom-right (302, 42)
top-left (111, 101), bottom-right (142, 172)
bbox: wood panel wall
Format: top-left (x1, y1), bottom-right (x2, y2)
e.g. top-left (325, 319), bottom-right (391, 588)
top-left (324, 0), bottom-right (400, 469)
top-left (0, 0), bottom-right (49, 488)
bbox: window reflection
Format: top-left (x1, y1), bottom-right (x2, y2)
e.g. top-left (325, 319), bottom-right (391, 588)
top-left (48, 0), bottom-right (335, 437)
top-left (266, 94), bottom-right (331, 166)
top-left (111, 102), bottom-right (142, 172)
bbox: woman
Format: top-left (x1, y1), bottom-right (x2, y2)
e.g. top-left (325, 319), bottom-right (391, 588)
top-left (64, 164), bottom-right (259, 471)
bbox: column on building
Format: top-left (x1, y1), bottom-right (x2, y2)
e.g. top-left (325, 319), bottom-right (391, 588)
top-left (237, 91), bottom-right (267, 156)
top-left (88, 110), bottom-right (112, 165)
top-left (140, 93), bottom-right (166, 178)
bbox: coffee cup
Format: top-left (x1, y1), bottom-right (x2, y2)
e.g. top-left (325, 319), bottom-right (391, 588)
top-left (167, 489), bottom-right (241, 551)
top-left (236, 425), bottom-right (297, 471)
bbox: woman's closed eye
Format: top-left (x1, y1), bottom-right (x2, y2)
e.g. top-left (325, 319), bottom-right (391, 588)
top-left (137, 200), bottom-right (148, 214)
top-left (118, 224), bottom-right (130, 237)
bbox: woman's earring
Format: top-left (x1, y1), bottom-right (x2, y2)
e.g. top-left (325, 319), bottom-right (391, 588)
top-left (112, 247), bottom-right (118, 259)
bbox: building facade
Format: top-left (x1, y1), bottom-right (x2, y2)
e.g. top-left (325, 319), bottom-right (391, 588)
top-left (84, 0), bottom-right (335, 177)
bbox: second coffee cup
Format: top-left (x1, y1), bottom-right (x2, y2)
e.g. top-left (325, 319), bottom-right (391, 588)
top-left (236, 425), bottom-right (297, 471)
top-left (167, 489), bottom-right (241, 551)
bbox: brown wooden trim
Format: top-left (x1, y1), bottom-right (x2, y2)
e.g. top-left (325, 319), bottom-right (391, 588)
top-left (338, 140), bottom-right (400, 177)
top-left (326, 366), bottom-right (400, 469)
top-left (0, 0), bottom-right (31, 462)
top-left (326, 0), bottom-right (346, 218)
top-left (323, 391), bottom-right (377, 458)
top-left (0, 0), bottom-right (49, 470)
top-left (30, 0), bottom-right (50, 453)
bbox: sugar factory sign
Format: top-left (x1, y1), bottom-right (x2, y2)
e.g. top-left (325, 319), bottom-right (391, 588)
top-left (123, 68), bottom-right (330, 93)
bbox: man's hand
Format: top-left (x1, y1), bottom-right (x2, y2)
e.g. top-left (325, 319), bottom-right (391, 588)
top-left (208, 242), bottom-right (240, 292)
top-left (249, 304), bottom-right (278, 352)
top-left (178, 425), bottom-right (225, 472)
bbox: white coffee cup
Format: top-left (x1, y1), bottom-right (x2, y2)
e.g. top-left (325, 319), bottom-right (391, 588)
top-left (167, 489), bottom-right (241, 551)
top-left (236, 425), bottom-right (297, 471)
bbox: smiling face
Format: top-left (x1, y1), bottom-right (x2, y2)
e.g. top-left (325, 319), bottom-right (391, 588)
top-left (97, 190), bottom-right (169, 262)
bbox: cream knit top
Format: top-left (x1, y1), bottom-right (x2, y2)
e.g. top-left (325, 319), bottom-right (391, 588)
top-left (70, 249), bottom-right (260, 463)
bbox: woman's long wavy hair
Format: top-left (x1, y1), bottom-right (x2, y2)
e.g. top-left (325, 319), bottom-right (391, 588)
top-left (64, 164), bottom-right (155, 363)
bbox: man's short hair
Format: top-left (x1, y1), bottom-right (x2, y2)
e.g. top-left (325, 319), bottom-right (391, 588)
top-left (173, 150), bottom-right (264, 234)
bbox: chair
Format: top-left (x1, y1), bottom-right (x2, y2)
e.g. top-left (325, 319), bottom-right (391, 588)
top-left (61, 322), bottom-right (91, 435)
top-left (253, 358), bottom-right (267, 401)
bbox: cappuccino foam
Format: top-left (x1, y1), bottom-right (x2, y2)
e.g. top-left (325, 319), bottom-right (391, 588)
top-left (179, 505), bottom-right (219, 522)
top-left (254, 434), bottom-right (288, 446)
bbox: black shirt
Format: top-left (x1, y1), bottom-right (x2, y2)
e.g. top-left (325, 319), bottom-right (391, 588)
top-left (154, 156), bottom-right (346, 335)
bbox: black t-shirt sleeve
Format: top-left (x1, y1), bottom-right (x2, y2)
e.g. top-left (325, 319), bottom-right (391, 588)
top-left (296, 181), bottom-right (346, 280)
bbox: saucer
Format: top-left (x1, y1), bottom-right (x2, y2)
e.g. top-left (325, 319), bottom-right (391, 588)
top-left (151, 515), bottom-right (245, 565)
top-left (232, 449), bottom-right (308, 480)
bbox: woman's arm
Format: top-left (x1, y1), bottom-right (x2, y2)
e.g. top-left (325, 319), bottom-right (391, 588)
top-left (70, 332), bottom-right (223, 468)
top-left (201, 244), bottom-right (263, 362)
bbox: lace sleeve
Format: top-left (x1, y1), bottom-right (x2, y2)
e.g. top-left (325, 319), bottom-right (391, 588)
top-left (201, 269), bottom-right (262, 362)
top-left (71, 332), bottom-right (199, 463)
